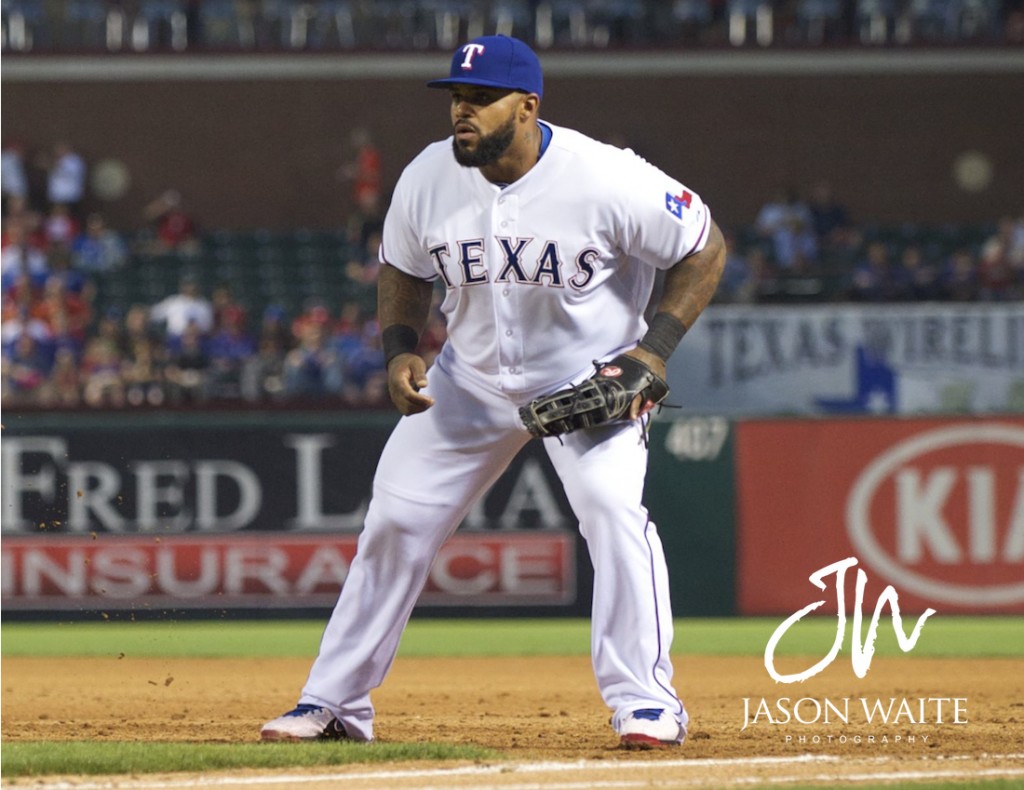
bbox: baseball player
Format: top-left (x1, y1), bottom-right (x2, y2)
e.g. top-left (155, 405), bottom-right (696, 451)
top-left (262, 35), bottom-right (725, 749)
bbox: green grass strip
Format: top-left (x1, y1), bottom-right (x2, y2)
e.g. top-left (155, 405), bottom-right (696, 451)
top-left (0, 740), bottom-right (500, 778)
top-left (675, 616), bottom-right (1024, 659)
top-left (2, 617), bottom-right (1022, 659)
top-left (3, 744), bottom-right (1019, 787)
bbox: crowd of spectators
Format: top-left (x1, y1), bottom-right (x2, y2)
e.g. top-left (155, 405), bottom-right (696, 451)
top-left (715, 183), bottom-right (1024, 305)
top-left (0, 137), bottom-right (437, 410)
top-left (3, 138), bottom-right (1023, 410)
top-left (3, 0), bottom-right (1022, 53)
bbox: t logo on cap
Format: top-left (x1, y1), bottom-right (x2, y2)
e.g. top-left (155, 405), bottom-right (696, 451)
top-left (460, 43), bottom-right (485, 70)
top-left (427, 35), bottom-right (544, 98)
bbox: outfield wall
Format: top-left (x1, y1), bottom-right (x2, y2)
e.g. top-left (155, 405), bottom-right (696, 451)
top-left (4, 413), bottom-right (1022, 619)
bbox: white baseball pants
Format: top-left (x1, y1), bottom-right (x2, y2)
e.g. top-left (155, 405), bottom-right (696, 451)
top-left (299, 352), bottom-right (686, 740)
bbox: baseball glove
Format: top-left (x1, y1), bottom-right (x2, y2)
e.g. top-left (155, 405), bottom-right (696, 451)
top-left (519, 354), bottom-right (669, 439)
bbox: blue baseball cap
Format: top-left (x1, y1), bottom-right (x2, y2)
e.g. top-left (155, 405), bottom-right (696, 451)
top-left (427, 35), bottom-right (543, 97)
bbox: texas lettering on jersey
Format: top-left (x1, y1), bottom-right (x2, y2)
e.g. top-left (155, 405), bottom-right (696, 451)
top-left (428, 238), bottom-right (598, 290)
top-left (380, 123), bottom-right (710, 389)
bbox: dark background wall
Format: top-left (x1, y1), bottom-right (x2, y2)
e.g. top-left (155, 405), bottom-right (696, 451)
top-left (3, 59), bottom-right (1022, 231)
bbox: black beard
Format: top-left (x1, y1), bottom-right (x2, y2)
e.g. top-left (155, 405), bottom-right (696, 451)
top-left (452, 113), bottom-right (516, 168)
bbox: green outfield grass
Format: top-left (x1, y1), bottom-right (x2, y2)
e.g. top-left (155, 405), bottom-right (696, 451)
top-left (2, 616), bottom-right (1023, 659)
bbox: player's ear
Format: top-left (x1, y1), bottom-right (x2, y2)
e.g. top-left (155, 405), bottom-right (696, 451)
top-left (518, 93), bottom-right (540, 121)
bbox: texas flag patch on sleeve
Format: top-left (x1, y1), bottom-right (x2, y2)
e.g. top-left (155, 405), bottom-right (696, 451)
top-left (665, 189), bottom-right (693, 219)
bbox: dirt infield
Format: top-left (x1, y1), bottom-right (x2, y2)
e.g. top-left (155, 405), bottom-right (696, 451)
top-left (3, 653), bottom-right (1023, 787)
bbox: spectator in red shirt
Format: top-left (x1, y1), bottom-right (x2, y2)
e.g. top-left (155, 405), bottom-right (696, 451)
top-left (339, 127), bottom-right (381, 207)
top-left (142, 189), bottom-right (200, 254)
top-left (32, 275), bottom-right (92, 347)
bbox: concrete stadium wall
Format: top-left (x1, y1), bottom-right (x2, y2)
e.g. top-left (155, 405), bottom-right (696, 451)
top-left (3, 52), bottom-right (1022, 231)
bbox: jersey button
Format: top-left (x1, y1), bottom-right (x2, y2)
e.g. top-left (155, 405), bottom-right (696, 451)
top-left (505, 329), bottom-right (513, 336)
top-left (502, 289), bottom-right (510, 296)
top-left (500, 221), bottom-right (508, 228)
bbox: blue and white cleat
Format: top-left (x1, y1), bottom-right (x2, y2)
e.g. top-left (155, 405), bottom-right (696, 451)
top-left (260, 704), bottom-right (349, 742)
top-left (618, 708), bottom-right (686, 749)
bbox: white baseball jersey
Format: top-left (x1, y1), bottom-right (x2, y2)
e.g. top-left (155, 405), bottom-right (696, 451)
top-left (380, 123), bottom-right (711, 394)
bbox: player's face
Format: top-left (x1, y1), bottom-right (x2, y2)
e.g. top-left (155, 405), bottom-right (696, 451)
top-left (449, 86), bottom-right (523, 168)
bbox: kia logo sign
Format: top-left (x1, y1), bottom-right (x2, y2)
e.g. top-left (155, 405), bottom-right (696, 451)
top-left (846, 424), bottom-right (1024, 607)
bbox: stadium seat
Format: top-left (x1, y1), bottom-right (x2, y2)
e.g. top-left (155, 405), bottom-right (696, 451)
top-left (535, 0), bottom-right (590, 47)
top-left (795, 0), bottom-right (845, 44)
top-left (198, 0), bottom-right (253, 48)
top-left (491, 0), bottom-right (534, 38)
top-left (131, 0), bottom-right (189, 52)
top-left (1, 0), bottom-right (44, 51)
top-left (583, 0), bottom-right (648, 46)
top-left (855, 0), bottom-right (906, 43)
top-left (62, 0), bottom-right (108, 49)
top-left (958, 0), bottom-right (999, 38)
top-left (362, 0), bottom-right (420, 48)
top-left (306, 0), bottom-right (357, 48)
top-left (908, 0), bottom-right (964, 40)
top-left (671, 0), bottom-right (713, 36)
top-left (727, 0), bottom-right (774, 45)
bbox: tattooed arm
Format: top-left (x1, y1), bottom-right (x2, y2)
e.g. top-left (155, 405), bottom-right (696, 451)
top-left (378, 263), bottom-right (437, 414)
top-left (655, 218), bottom-right (727, 335)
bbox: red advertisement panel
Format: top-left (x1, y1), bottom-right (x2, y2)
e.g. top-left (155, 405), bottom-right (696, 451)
top-left (1, 533), bottom-right (576, 611)
top-left (736, 418), bottom-right (1024, 614)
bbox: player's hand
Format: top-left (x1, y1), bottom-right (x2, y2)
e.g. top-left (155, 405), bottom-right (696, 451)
top-left (624, 346), bottom-right (667, 420)
top-left (386, 353), bottom-right (435, 415)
